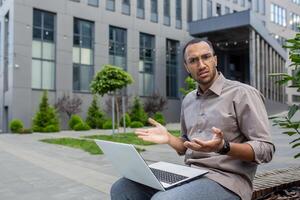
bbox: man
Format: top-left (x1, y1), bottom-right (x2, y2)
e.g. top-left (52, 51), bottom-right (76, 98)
top-left (110, 38), bottom-right (275, 200)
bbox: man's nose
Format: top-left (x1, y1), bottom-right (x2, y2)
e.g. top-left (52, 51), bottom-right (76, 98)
top-left (197, 58), bottom-right (206, 68)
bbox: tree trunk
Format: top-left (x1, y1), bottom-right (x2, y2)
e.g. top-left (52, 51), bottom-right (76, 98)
top-left (112, 94), bottom-right (115, 134)
top-left (116, 95), bottom-right (120, 134)
top-left (122, 95), bottom-right (126, 134)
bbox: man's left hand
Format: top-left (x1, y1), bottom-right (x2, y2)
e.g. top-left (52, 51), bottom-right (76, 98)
top-left (183, 127), bottom-right (224, 153)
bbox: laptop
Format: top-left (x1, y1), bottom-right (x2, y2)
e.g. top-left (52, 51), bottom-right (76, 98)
top-left (95, 140), bottom-right (208, 191)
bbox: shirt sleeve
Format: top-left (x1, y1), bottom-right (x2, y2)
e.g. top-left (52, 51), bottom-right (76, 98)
top-left (234, 87), bottom-right (275, 164)
top-left (177, 105), bottom-right (188, 155)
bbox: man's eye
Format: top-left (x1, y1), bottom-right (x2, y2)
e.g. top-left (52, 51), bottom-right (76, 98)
top-left (202, 54), bottom-right (211, 60)
top-left (189, 58), bottom-right (197, 63)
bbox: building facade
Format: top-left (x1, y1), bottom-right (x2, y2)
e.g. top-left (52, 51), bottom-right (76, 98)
top-left (0, 0), bottom-right (299, 132)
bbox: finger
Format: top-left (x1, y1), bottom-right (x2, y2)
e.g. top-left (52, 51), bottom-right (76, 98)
top-left (135, 131), bottom-right (149, 136)
top-left (192, 138), bottom-right (207, 146)
top-left (211, 127), bottom-right (223, 137)
top-left (148, 118), bottom-right (161, 127)
top-left (184, 141), bottom-right (202, 151)
top-left (137, 135), bottom-right (155, 143)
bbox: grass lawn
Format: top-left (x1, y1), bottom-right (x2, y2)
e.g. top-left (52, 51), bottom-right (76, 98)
top-left (40, 137), bottom-right (146, 155)
top-left (83, 130), bottom-right (181, 145)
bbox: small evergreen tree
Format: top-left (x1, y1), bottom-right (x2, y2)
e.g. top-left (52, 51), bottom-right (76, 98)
top-left (130, 97), bottom-right (148, 125)
top-left (32, 91), bottom-right (60, 132)
top-left (86, 96), bottom-right (105, 129)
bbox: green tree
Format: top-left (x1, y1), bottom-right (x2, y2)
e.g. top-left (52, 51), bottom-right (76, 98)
top-left (86, 96), bottom-right (105, 129)
top-left (179, 76), bottom-right (197, 96)
top-left (32, 91), bottom-right (60, 132)
top-left (270, 32), bottom-right (300, 158)
top-left (130, 97), bottom-right (148, 125)
top-left (90, 65), bottom-right (133, 133)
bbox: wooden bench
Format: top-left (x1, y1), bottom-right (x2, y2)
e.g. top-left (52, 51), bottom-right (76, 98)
top-left (252, 166), bottom-right (300, 199)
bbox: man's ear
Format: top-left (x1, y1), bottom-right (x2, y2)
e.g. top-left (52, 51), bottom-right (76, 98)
top-left (213, 55), bottom-right (218, 67)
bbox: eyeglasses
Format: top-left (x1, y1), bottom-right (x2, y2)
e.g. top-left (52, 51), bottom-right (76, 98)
top-left (186, 53), bottom-right (214, 66)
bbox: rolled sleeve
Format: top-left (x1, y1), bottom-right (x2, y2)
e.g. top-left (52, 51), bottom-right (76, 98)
top-left (235, 87), bottom-right (275, 164)
top-left (246, 140), bottom-right (275, 164)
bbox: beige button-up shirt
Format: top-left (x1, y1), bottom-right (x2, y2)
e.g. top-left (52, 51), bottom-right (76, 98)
top-left (180, 73), bottom-right (275, 200)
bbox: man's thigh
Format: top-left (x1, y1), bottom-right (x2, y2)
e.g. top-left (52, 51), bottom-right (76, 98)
top-left (151, 178), bottom-right (240, 200)
top-left (110, 177), bottom-right (158, 200)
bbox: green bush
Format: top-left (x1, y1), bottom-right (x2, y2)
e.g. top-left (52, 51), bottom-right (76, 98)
top-left (130, 97), bottom-right (148, 125)
top-left (86, 96), bottom-right (105, 129)
top-left (74, 122), bottom-right (91, 131)
top-left (32, 91), bottom-right (60, 132)
top-left (9, 119), bottom-right (24, 133)
top-left (69, 115), bottom-right (83, 130)
top-left (102, 120), bottom-right (119, 129)
top-left (19, 128), bottom-right (33, 134)
top-left (130, 121), bottom-right (144, 128)
top-left (120, 113), bottom-right (131, 127)
top-left (96, 118), bottom-right (105, 129)
top-left (153, 112), bottom-right (166, 125)
top-left (44, 125), bottom-right (60, 132)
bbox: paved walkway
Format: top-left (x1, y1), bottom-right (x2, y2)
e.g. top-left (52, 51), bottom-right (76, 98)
top-left (0, 113), bottom-right (299, 200)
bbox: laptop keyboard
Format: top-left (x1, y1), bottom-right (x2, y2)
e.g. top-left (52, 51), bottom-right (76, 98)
top-left (150, 168), bottom-right (188, 184)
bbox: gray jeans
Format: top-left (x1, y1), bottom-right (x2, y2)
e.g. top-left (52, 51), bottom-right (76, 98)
top-left (110, 177), bottom-right (241, 200)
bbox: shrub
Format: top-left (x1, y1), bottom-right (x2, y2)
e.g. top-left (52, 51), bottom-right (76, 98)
top-left (96, 118), bottom-right (106, 129)
top-left (44, 125), bottom-right (60, 132)
top-left (153, 112), bottom-right (166, 125)
top-left (102, 120), bottom-right (119, 129)
top-left (130, 121), bottom-right (144, 128)
top-left (130, 97), bottom-right (148, 125)
top-left (120, 113), bottom-right (131, 127)
top-left (69, 115), bottom-right (83, 130)
top-left (74, 122), bottom-right (91, 131)
top-left (32, 91), bottom-right (60, 132)
top-left (9, 119), bottom-right (24, 133)
top-left (144, 93), bottom-right (167, 116)
top-left (55, 94), bottom-right (82, 119)
top-left (86, 96), bottom-right (105, 129)
top-left (19, 128), bottom-right (33, 134)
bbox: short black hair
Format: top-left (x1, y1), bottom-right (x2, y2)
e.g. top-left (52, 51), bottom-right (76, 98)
top-left (182, 38), bottom-right (215, 64)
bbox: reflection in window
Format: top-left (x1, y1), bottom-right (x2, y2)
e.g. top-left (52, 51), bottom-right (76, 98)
top-left (122, 0), bottom-right (130, 15)
top-left (137, 0), bottom-right (145, 19)
top-left (270, 3), bottom-right (286, 27)
top-left (207, 0), bottom-right (212, 18)
top-left (151, 0), bottom-right (158, 22)
top-left (290, 12), bottom-right (300, 31)
top-left (176, 0), bottom-right (182, 29)
top-left (164, 0), bottom-right (170, 26)
top-left (139, 33), bottom-right (155, 96)
top-left (109, 26), bottom-right (127, 69)
top-left (73, 18), bottom-right (94, 91)
top-left (166, 39), bottom-right (179, 98)
top-left (106, 0), bottom-right (115, 11)
top-left (32, 9), bottom-right (55, 90)
top-left (88, 0), bottom-right (99, 7)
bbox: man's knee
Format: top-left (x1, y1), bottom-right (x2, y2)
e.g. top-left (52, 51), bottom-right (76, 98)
top-left (110, 178), bottom-right (129, 200)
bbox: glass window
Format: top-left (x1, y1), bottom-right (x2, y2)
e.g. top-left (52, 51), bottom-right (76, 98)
top-left (139, 33), bottom-right (155, 96)
top-left (197, 0), bottom-right (203, 20)
top-left (216, 3), bottom-right (221, 16)
top-left (109, 26), bottom-right (127, 69)
top-left (270, 4), bottom-right (286, 27)
top-left (292, 95), bottom-right (300, 102)
top-left (151, 0), bottom-right (158, 22)
top-left (225, 7), bottom-right (230, 14)
top-left (241, 0), bottom-right (245, 7)
top-left (187, 0), bottom-right (193, 22)
top-left (262, 0), bottom-right (265, 15)
top-left (233, 0), bottom-right (238, 4)
top-left (122, 0), bottom-right (130, 15)
top-left (88, 0), bottom-right (99, 7)
top-left (32, 9), bottom-right (56, 90)
top-left (164, 0), bottom-right (170, 26)
top-left (106, 0), bottom-right (115, 11)
top-left (290, 12), bottom-right (300, 31)
top-left (255, 0), bottom-right (259, 12)
top-left (207, 0), bottom-right (212, 18)
top-left (176, 0), bottom-right (182, 29)
top-left (137, 0), bottom-right (145, 19)
top-left (166, 39), bottom-right (179, 98)
top-left (73, 18), bottom-right (94, 92)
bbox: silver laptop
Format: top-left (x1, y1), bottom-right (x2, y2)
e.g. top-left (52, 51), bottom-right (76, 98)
top-left (95, 140), bottom-right (208, 191)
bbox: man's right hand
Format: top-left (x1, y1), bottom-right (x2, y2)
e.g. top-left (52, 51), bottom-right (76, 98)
top-left (135, 118), bottom-right (171, 144)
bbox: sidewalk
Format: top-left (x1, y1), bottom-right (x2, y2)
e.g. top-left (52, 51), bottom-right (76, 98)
top-left (0, 112), bottom-right (299, 199)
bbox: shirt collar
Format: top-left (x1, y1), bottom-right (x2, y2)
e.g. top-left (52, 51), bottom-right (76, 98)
top-left (196, 72), bottom-right (225, 97)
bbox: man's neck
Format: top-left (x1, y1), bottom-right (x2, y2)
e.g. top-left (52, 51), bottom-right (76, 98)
top-left (198, 73), bottom-right (219, 94)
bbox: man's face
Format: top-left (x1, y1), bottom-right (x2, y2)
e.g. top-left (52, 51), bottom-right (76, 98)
top-left (184, 42), bottom-right (218, 89)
